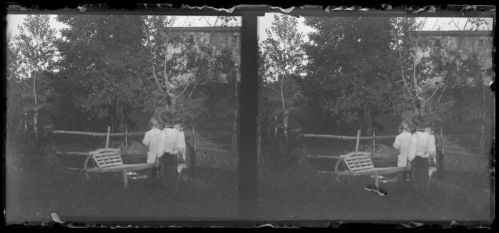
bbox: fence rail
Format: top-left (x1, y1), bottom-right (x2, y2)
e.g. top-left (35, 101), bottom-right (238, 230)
top-left (445, 134), bottom-right (486, 137)
top-left (50, 130), bottom-right (145, 137)
top-left (444, 150), bottom-right (489, 157)
top-left (302, 133), bottom-right (396, 140)
top-left (48, 129), bottom-right (489, 153)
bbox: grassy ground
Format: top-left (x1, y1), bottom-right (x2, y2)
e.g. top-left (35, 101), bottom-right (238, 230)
top-left (6, 146), bottom-right (493, 226)
top-left (5, 129), bottom-right (494, 226)
top-left (258, 166), bottom-right (492, 221)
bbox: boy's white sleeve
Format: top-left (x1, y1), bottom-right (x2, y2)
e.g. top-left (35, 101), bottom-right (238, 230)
top-left (428, 135), bottom-right (437, 157)
top-left (142, 131), bottom-right (150, 146)
top-left (156, 131), bottom-right (166, 157)
top-left (393, 135), bottom-right (401, 149)
top-left (408, 135), bottom-right (417, 161)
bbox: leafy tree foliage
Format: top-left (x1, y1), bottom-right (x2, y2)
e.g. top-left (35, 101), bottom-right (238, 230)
top-left (56, 15), bottom-right (150, 131)
top-left (260, 14), bottom-right (306, 141)
top-left (7, 32), bottom-right (24, 133)
top-left (303, 17), bottom-right (399, 133)
top-left (143, 16), bottom-right (239, 127)
top-left (391, 17), bottom-right (492, 126)
top-left (12, 15), bottom-right (58, 136)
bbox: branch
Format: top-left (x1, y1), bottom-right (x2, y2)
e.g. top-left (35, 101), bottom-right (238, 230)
top-left (187, 82), bottom-right (198, 100)
top-left (451, 18), bottom-right (462, 31)
top-left (175, 82), bottom-right (191, 100)
top-left (203, 16), bottom-right (213, 27)
top-left (151, 65), bottom-right (164, 92)
top-left (436, 84), bottom-right (447, 103)
top-left (397, 49), bottom-right (411, 94)
top-left (412, 53), bottom-right (420, 100)
top-left (163, 53), bottom-right (170, 96)
top-left (426, 85), bottom-right (440, 103)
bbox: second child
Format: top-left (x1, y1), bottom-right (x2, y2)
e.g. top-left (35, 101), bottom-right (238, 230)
top-left (393, 120), bottom-right (414, 182)
top-left (408, 115), bottom-right (437, 195)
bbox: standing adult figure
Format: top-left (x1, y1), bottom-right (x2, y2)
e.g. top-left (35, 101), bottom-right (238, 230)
top-left (142, 116), bottom-right (164, 182)
top-left (157, 113), bottom-right (181, 194)
top-left (408, 115), bottom-right (437, 195)
top-left (393, 119), bottom-right (414, 182)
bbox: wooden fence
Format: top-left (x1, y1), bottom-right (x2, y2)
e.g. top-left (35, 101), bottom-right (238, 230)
top-left (50, 127), bottom-right (236, 153)
top-left (49, 127), bottom-right (238, 172)
top-left (48, 128), bottom-right (491, 173)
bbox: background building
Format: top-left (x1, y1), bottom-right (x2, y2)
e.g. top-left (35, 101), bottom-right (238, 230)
top-left (416, 30), bottom-right (494, 86)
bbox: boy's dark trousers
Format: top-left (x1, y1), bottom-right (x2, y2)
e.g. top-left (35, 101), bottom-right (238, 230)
top-left (411, 156), bottom-right (430, 194)
top-left (159, 152), bottom-right (179, 193)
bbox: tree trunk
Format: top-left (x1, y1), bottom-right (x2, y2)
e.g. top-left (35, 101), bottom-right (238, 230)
top-left (24, 112), bottom-right (28, 134)
top-left (110, 105), bottom-right (115, 133)
top-left (33, 111), bottom-right (38, 139)
top-left (257, 122), bottom-right (262, 165)
top-left (33, 72), bottom-right (38, 139)
top-left (283, 110), bottom-right (289, 144)
top-left (480, 84), bottom-right (486, 154)
top-left (232, 77), bottom-right (239, 152)
top-left (232, 107), bottom-right (238, 152)
top-left (357, 109), bottom-right (363, 134)
top-left (119, 101), bottom-right (126, 132)
top-left (280, 75), bottom-right (288, 143)
top-left (170, 98), bottom-right (175, 116)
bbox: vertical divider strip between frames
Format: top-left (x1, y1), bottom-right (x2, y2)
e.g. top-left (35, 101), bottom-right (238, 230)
top-left (237, 12), bottom-right (261, 219)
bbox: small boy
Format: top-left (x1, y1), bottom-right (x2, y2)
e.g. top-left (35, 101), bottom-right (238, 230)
top-left (408, 116), bottom-right (437, 195)
top-left (393, 120), bottom-right (414, 182)
top-left (143, 117), bottom-right (163, 181)
top-left (143, 117), bottom-right (163, 164)
top-left (157, 118), bottom-right (181, 193)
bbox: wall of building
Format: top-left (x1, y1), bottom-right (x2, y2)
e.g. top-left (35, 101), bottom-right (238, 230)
top-left (416, 30), bottom-right (494, 86)
top-left (161, 27), bottom-right (241, 66)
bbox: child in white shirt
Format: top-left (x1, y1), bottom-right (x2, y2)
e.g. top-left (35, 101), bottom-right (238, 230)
top-left (157, 119), bottom-right (182, 193)
top-left (142, 117), bottom-right (163, 164)
top-left (393, 120), bottom-right (413, 181)
top-left (408, 116), bottom-right (437, 195)
top-left (142, 117), bottom-right (163, 181)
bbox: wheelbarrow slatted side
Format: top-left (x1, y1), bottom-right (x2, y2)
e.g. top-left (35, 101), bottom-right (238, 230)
top-left (336, 151), bottom-right (408, 191)
top-left (87, 148), bottom-right (155, 190)
top-left (90, 149), bottom-right (124, 168)
top-left (341, 152), bottom-right (375, 172)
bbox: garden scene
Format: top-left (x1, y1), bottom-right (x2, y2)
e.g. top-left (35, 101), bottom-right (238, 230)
top-left (5, 10), bottom-right (494, 226)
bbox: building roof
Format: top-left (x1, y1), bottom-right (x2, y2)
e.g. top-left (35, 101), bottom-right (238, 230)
top-left (166, 27), bottom-right (241, 32)
top-left (415, 30), bottom-right (493, 37)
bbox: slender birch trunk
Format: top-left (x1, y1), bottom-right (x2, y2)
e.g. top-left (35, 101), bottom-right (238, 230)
top-left (280, 75), bottom-right (288, 143)
top-left (480, 83), bottom-right (486, 154)
top-left (33, 72), bottom-right (38, 139)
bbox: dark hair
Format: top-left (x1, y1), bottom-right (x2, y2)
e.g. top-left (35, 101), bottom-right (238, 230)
top-left (412, 115), bottom-right (425, 130)
top-left (424, 119), bottom-right (433, 129)
top-left (160, 111), bottom-right (173, 124)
